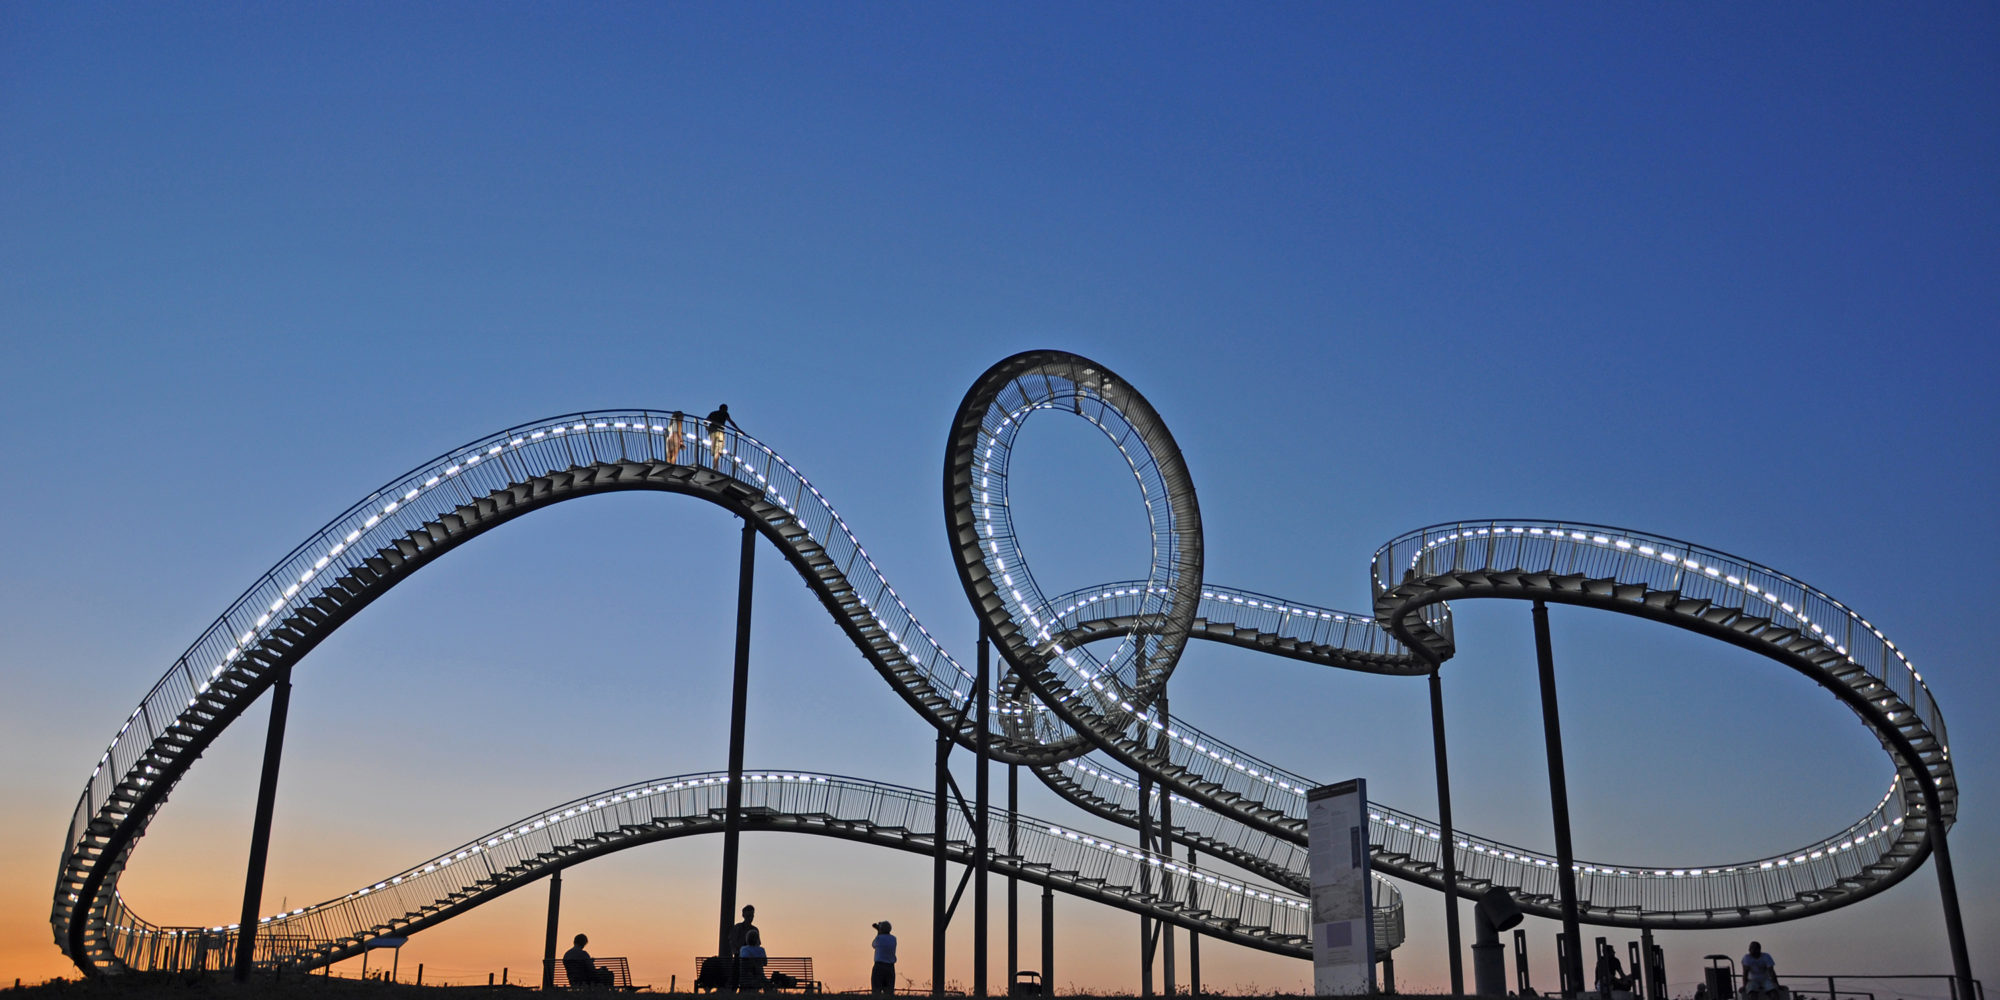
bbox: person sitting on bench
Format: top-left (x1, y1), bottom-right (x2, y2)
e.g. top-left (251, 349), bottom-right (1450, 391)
top-left (564, 933), bottom-right (615, 988)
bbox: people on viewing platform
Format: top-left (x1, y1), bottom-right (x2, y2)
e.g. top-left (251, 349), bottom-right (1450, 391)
top-left (870, 919), bottom-right (897, 994)
top-left (1742, 941), bottom-right (1779, 1000)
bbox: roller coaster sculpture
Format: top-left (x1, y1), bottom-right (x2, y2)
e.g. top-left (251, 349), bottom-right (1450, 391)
top-left (52, 351), bottom-right (1963, 985)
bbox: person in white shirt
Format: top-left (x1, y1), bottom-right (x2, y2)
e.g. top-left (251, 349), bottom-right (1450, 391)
top-left (870, 920), bottom-right (897, 994)
top-left (1742, 941), bottom-right (1778, 1000)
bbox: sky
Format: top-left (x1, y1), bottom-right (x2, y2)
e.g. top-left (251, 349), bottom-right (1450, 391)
top-left (2, 3), bottom-right (1996, 993)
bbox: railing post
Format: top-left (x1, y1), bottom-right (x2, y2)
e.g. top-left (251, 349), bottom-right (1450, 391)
top-left (718, 517), bottom-right (756, 958)
top-left (233, 660), bottom-right (295, 981)
top-left (1533, 601), bottom-right (1585, 998)
top-left (542, 870), bottom-right (562, 991)
top-left (1429, 666), bottom-right (1465, 995)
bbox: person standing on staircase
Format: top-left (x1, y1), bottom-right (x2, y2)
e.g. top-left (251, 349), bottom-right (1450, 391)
top-left (707, 404), bottom-right (739, 465)
top-left (665, 411), bottom-right (687, 464)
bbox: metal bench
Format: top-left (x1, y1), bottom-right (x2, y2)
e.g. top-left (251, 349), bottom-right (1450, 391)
top-left (547, 955), bottom-right (638, 990)
top-left (695, 955), bottom-right (821, 993)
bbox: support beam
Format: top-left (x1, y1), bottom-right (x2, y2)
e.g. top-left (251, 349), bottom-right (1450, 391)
top-left (542, 870), bottom-right (563, 991)
top-left (1187, 843), bottom-right (1201, 996)
top-left (974, 631), bottom-right (990, 999)
top-left (1428, 667), bottom-right (1465, 996)
top-left (232, 661), bottom-right (295, 981)
top-left (718, 518), bottom-right (756, 958)
top-left (1041, 882), bottom-right (1054, 995)
top-left (934, 728), bottom-right (949, 996)
top-left (1532, 601), bottom-right (1584, 998)
top-left (1920, 781), bottom-right (1976, 1000)
top-left (1138, 771), bottom-right (1154, 998)
top-left (1158, 695), bottom-right (1175, 998)
top-left (1639, 928), bottom-right (1657, 1000)
top-left (1008, 762), bottom-right (1019, 995)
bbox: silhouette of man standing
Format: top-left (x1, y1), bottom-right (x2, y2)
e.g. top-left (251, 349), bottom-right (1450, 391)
top-left (706, 404), bottom-right (738, 464)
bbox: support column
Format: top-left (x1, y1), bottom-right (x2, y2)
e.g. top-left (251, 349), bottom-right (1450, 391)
top-left (1008, 763), bottom-right (1019, 995)
top-left (542, 870), bottom-right (563, 991)
top-left (1920, 781), bottom-right (1976, 1000)
top-left (975, 631), bottom-right (991, 1000)
top-left (1187, 842), bottom-right (1201, 996)
top-left (1139, 772), bottom-right (1154, 998)
top-left (233, 661), bottom-right (295, 981)
top-left (1158, 697), bottom-right (1175, 998)
top-left (934, 728), bottom-right (949, 997)
top-left (1428, 668), bottom-right (1465, 996)
top-left (1532, 601), bottom-right (1584, 998)
top-left (1639, 928), bottom-right (1658, 1000)
top-left (1912, 776), bottom-right (1976, 1000)
top-left (718, 518), bottom-right (756, 958)
top-left (1041, 883), bottom-right (1054, 994)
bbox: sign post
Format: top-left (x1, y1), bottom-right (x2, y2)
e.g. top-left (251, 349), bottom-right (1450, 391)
top-left (1308, 779), bottom-right (1374, 995)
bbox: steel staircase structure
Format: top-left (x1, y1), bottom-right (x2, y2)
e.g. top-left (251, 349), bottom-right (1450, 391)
top-left (54, 350), bottom-right (1958, 976)
top-left (87, 771), bottom-right (1406, 973)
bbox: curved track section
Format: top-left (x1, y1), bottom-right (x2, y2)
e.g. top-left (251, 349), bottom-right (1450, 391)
top-left (55, 350), bottom-right (1957, 974)
top-left (92, 772), bottom-right (1406, 973)
top-left (1371, 521), bottom-right (1952, 924)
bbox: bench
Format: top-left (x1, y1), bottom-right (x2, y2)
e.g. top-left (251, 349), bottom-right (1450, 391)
top-left (694, 955), bottom-right (821, 993)
top-left (546, 956), bottom-right (638, 990)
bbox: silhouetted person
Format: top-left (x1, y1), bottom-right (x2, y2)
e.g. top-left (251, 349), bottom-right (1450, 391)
top-left (666, 411), bottom-right (687, 463)
top-left (707, 404), bottom-right (739, 464)
top-left (870, 920), bottom-right (897, 994)
top-left (1742, 942), bottom-right (1778, 1000)
top-left (728, 904), bottom-right (761, 989)
top-left (563, 933), bottom-right (613, 988)
top-left (1596, 948), bottom-right (1627, 997)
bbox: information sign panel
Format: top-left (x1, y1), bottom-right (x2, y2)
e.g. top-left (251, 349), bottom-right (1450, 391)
top-left (1308, 779), bottom-right (1374, 995)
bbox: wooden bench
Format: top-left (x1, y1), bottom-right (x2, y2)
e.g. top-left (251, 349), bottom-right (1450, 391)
top-left (694, 955), bottom-right (821, 993)
top-left (547, 955), bottom-right (638, 990)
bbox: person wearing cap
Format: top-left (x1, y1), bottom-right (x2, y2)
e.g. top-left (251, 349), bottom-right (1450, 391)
top-left (870, 920), bottom-right (897, 994)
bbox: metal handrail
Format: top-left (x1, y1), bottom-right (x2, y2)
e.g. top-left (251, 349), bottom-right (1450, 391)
top-left (101, 771), bottom-right (1361, 970)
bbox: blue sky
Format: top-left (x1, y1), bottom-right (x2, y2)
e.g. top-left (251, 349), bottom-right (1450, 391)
top-left (3, 4), bottom-right (1995, 991)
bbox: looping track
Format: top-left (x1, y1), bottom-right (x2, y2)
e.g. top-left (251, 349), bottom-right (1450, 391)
top-left (54, 350), bottom-right (1954, 974)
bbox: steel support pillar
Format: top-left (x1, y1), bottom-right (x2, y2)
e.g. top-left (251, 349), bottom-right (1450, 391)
top-left (1187, 842), bottom-right (1201, 996)
top-left (542, 870), bottom-right (563, 990)
top-left (1041, 882), bottom-right (1054, 994)
top-left (1008, 762), bottom-right (1019, 994)
top-left (1639, 928), bottom-right (1658, 1000)
top-left (934, 726), bottom-right (949, 996)
top-left (1912, 774), bottom-right (1976, 1000)
top-left (233, 661), bottom-right (294, 981)
top-left (1428, 667), bottom-right (1465, 996)
top-left (1138, 771), bottom-right (1154, 997)
top-left (718, 518), bottom-right (756, 958)
top-left (1158, 695), bottom-right (1175, 998)
top-left (1532, 601), bottom-right (1584, 998)
top-left (974, 631), bottom-right (991, 999)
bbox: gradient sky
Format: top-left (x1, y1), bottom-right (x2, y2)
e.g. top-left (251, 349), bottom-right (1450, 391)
top-left (3, 4), bottom-right (1996, 993)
